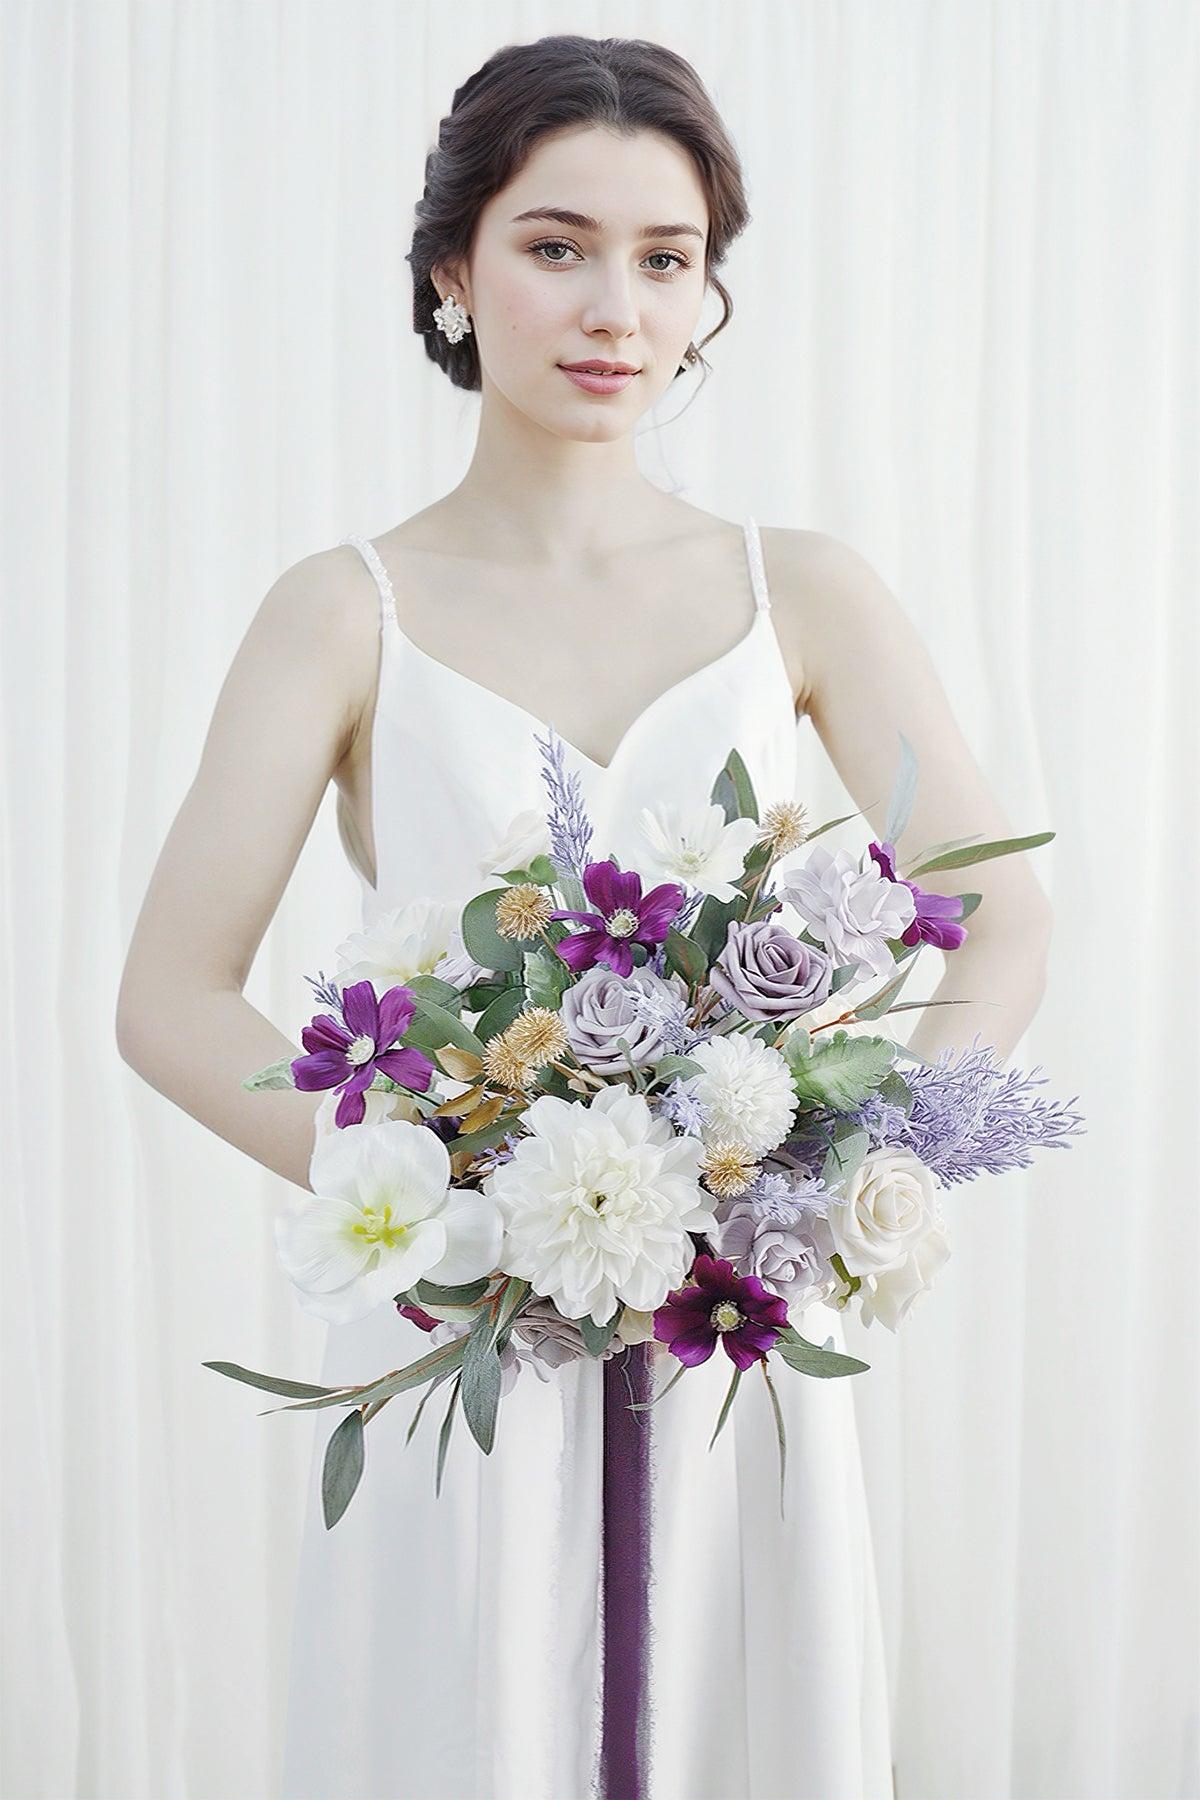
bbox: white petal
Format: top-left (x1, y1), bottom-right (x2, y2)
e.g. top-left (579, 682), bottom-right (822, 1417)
top-left (274, 1198), bottom-right (372, 1294)
top-left (423, 1191), bottom-right (505, 1285)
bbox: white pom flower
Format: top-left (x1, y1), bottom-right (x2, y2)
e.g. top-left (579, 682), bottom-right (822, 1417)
top-left (482, 1085), bottom-right (716, 1327)
top-left (683, 1033), bottom-right (798, 1159)
top-left (825, 1144), bottom-right (951, 1331)
top-left (334, 898), bottom-right (458, 990)
top-left (637, 801), bottom-right (760, 901)
top-left (276, 1119), bottom-right (503, 1324)
top-left (478, 808), bottom-right (552, 876)
top-left (780, 846), bottom-right (916, 981)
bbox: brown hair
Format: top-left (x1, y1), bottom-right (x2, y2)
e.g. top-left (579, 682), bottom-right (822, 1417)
top-left (407, 34), bottom-right (752, 392)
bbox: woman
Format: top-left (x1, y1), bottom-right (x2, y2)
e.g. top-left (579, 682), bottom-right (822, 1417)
top-left (116, 33), bottom-right (1052, 1800)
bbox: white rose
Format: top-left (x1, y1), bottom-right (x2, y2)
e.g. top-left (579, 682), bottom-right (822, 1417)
top-left (478, 808), bottom-right (552, 876)
top-left (826, 1145), bottom-right (950, 1331)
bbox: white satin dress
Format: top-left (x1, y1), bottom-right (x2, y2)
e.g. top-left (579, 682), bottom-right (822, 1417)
top-left (278, 518), bottom-right (894, 1800)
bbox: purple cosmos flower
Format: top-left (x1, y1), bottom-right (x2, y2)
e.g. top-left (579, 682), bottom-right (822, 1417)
top-left (550, 858), bottom-right (685, 979)
top-left (868, 841), bottom-right (968, 951)
top-left (291, 978), bottom-right (434, 1129)
top-left (653, 1252), bottom-right (790, 1372)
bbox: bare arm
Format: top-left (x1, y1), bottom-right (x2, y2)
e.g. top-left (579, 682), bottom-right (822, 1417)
top-left (769, 529), bottom-right (1054, 1065)
top-left (115, 547), bottom-right (375, 1192)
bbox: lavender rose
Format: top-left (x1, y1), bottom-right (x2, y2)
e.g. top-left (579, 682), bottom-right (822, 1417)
top-left (559, 964), bottom-right (688, 1075)
top-left (717, 1199), bottom-right (840, 1309)
top-left (709, 918), bottom-right (834, 1022)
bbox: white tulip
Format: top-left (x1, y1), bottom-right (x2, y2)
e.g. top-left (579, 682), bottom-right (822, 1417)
top-left (276, 1118), bottom-right (502, 1325)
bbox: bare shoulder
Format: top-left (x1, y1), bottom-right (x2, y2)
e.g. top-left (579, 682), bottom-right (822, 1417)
top-left (257, 539), bottom-right (385, 765)
top-left (757, 525), bottom-right (909, 715)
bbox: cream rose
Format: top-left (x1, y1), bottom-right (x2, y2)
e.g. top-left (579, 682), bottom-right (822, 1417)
top-left (826, 1145), bottom-right (951, 1330)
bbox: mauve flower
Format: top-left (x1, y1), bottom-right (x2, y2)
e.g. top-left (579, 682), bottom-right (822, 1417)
top-left (709, 918), bottom-right (834, 1021)
top-left (292, 979), bottom-right (434, 1129)
top-left (867, 841), bottom-right (968, 951)
top-left (560, 964), bottom-right (689, 1074)
top-left (653, 1253), bottom-right (789, 1371)
top-left (715, 1199), bottom-right (839, 1310)
top-left (780, 845), bottom-right (916, 981)
top-left (550, 858), bottom-right (685, 979)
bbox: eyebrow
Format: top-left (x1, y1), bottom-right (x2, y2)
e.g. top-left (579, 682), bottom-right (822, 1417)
top-left (509, 207), bottom-right (705, 242)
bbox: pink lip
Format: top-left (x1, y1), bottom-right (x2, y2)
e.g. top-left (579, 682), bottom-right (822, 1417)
top-left (559, 366), bottom-right (638, 394)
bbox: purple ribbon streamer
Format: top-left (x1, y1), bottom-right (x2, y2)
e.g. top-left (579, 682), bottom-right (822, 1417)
top-left (600, 1340), bottom-right (654, 1800)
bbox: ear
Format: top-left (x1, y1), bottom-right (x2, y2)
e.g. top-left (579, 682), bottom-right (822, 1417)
top-left (431, 260), bottom-right (469, 309)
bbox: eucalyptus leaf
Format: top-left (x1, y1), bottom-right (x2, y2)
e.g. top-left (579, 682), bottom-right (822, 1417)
top-left (202, 1360), bottom-right (345, 1400)
top-left (772, 1334), bottom-right (870, 1378)
top-left (801, 808), bottom-right (864, 842)
top-left (580, 1310), bottom-right (623, 1356)
top-left (761, 1363), bottom-right (788, 1520)
top-left (412, 1276), bottom-right (492, 1307)
top-left (527, 854), bottom-right (561, 887)
top-left (475, 987), bottom-right (527, 1043)
top-left (460, 1316), bottom-right (503, 1454)
top-left (882, 730), bottom-right (919, 849)
top-left (461, 889), bottom-right (525, 972)
top-left (851, 954), bottom-right (921, 1021)
top-left (710, 747), bottom-right (759, 823)
top-left (406, 991), bottom-right (485, 1057)
top-left (904, 830), bottom-right (1055, 878)
top-left (321, 1407), bottom-right (365, 1530)
top-left (691, 894), bottom-right (740, 965)
top-left (652, 1053), bottom-right (704, 1083)
top-left (820, 1125), bottom-right (870, 1194)
top-left (406, 973), bottom-right (462, 1007)
top-left (268, 1335), bottom-right (470, 1413)
top-left (435, 1372), bottom-right (461, 1497)
top-left (708, 1363), bottom-right (743, 1449)
top-left (447, 1114), bottom-right (516, 1157)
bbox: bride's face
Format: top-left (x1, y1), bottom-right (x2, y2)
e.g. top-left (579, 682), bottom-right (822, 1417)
top-left (436, 126), bottom-right (710, 440)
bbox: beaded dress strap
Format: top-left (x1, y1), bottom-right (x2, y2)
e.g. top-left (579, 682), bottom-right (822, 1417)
top-left (742, 516), bottom-right (772, 614)
top-left (340, 533), bottom-right (398, 635)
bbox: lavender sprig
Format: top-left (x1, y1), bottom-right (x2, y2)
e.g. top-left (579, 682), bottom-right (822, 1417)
top-left (853, 1034), bottom-right (1086, 1186)
top-left (534, 725), bottom-right (594, 884)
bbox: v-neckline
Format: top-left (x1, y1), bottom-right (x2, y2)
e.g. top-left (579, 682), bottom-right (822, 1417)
top-left (358, 522), bottom-right (775, 775)
top-left (385, 604), bottom-right (772, 775)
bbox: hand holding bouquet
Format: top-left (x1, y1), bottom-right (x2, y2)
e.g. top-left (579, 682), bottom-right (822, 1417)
top-left (208, 731), bottom-right (1083, 1525)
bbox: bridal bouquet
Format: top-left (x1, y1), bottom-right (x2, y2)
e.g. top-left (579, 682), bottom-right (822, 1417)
top-left (207, 729), bottom-right (1083, 1526)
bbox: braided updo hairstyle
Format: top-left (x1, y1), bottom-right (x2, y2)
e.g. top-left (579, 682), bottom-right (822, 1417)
top-left (408, 35), bottom-right (752, 393)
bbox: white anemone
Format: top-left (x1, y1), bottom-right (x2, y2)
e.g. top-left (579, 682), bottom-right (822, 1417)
top-left (637, 801), bottom-right (760, 901)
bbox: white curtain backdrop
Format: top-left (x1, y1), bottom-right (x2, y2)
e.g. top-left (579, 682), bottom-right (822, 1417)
top-left (3, 2), bottom-right (1196, 1796)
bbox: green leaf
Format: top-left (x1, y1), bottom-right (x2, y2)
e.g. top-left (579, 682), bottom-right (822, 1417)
top-left (267, 1335), bottom-right (471, 1413)
top-left (474, 987), bottom-right (527, 1043)
top-left (664, 927), bottom-right (708, 986)
top-left (875, 1069), bottom-right (913, 1112)
top-left (461, 889), bottom-right (525, 972)
top-left (708, 1363), bottom-right (743, 1448)
top-left (405, 990), bottom-right (485, 1057)
top-left (446, 1114), bottom-right (516, 1157)
top-left (460, 980), bottom-right (510, 1012)
top-left (772, 1332), bottom-right (870, 1379)
top-left (801, 808), bottom-right (863, 842)
top-left (956, 891), bottom-right (983, 921)
top-left (242, 1057), bottom-right (297, 1092)
top-left (527, 854), bottom-right (560, 887)
top-left (406, 973), bottom-right (462, 1007)
top-left (523, 947), bottom-right (570, 1010)
top-left (851, 954), bottom-right (922, 1021)
top-left (580, 1310), bottom-right (623, 1356)
top-left (435, 1372), bottom-right (461, 1497)
top-left (490, 1278), bottom-right (533, 1351)
top-left (651, 1053), bottom-right (704, 1084)
top-left (710, 748), bottom-right (759, 823)
top-left (882, 730), bottom-right (919, 849)
top-left (761, 1362), bottom-right (788, 1521)
top-left (819, 1125), bottom-right (871, 1194)
top-left (404, 1374), bottom-right (448, 1444)
top-left (788, 1030), bottom-right (897, 1111)
top-left (321, 1407), bottom-right (365, 1530)
top-left (626, 1360), bottom-right (689, 1409)
top-left (691, 894), bottom-right (741, 965)
top-left (904, 830), bottom-right (1055, 877)
top-left (201, 1360), bottom-right (345, 1400)
top-left (460, 1315), bottom-right (503, 1454)
top-left (411, 1276), bottom-right (492, 1307)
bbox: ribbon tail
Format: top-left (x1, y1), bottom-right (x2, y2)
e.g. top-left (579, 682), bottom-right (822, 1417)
top-left (600, 1340), bottom-right (655, 1799)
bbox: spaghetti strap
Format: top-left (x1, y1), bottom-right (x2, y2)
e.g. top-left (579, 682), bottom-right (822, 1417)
top-left (340, 533), bottom-right (398, 636)
top-left (742, 516), bottom-right (771, 614)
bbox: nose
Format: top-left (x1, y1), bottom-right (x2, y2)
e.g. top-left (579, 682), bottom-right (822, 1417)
top-left (578, 260), bottom-right (640, 343)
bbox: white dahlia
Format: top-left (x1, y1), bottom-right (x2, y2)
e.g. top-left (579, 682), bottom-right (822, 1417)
top-left (683, 1033), bottom-right (798, 1159)
top-left (334, 897), bottom-right (458, 990)
top-left (481, 1085), bottom-right (716, 1327)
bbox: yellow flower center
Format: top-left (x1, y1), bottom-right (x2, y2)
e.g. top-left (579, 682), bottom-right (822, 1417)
top-left (710, 1300), bottom-right (743, 1332)
top-left (350, 1203), bottom-right (407, 1248)
top-left (345, 1033), bottom-right (376, 1067)
top-left (607, 907), bottom-right (640, 939)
